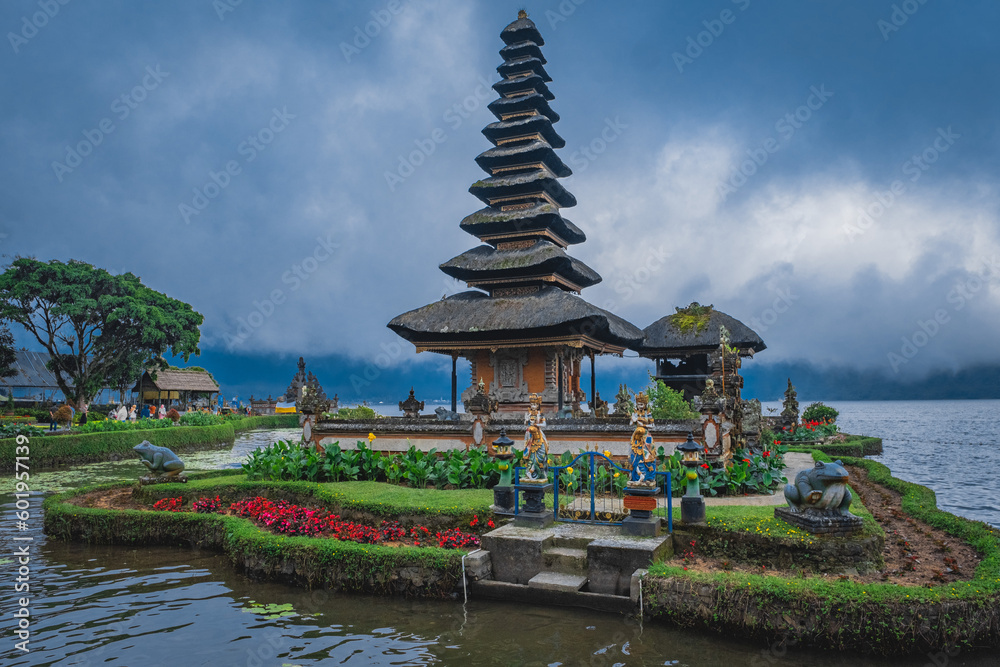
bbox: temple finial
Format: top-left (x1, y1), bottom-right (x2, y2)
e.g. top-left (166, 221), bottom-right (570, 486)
top-left (518, 9), bottom-right (528, 19)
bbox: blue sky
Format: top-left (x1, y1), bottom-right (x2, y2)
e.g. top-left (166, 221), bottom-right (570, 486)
top-left (3, 1), bottom-right (999, 402)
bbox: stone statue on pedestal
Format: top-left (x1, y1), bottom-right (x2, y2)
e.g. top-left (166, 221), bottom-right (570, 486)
top-left (627, 392), bottom-right (656, 485)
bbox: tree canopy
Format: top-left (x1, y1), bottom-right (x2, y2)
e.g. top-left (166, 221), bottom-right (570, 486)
top-left (0, 258), bottom-right (203, 407)
top-left (0, 324), bottom-right (17, 380)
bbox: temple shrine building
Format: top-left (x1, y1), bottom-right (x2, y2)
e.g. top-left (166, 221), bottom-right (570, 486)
top-left (389, 11), bottom-right (643, 415)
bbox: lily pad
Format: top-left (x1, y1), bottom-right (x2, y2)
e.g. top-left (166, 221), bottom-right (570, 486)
top-left (241, 600), bottom-right (297, 620)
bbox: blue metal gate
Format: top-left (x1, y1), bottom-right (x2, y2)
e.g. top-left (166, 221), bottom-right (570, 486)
top-left (514, 452), bottom-right (673, 531)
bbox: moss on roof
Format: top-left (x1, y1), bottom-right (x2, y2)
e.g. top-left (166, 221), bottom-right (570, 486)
top-left (668, 302), bottom-right (715, 335)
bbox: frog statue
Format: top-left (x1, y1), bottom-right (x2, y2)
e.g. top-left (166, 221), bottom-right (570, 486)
top-left (784, 459), bottom-right (854, 515)
top-left (133, 441), bottom-right (185, 480)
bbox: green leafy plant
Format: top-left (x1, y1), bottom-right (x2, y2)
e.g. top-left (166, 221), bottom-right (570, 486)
top-left (0, 422), bottom-right (44, 438)
top-left (802, 402), bottom-right (839, 424)
top-left (324, 405), bottom-right (380, 420)
top-left (783, 420), bottom-right (838, 441)
top-left (179, 411), bottom-right (224, 427)
top-left (645, 375), bottom-right (699, 420)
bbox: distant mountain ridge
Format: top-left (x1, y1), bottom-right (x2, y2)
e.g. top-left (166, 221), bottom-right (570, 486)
top-left (742, 361), bottom-right (1000, 401)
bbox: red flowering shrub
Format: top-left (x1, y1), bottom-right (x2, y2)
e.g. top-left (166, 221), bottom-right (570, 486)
top-left (193, 496), bottom-right (222, 513)
top-left (378, 521), bottom-right (406, 541)
top-left (152, 497), bottom-right (183, 512)
top-left (435, 528), bottom-right (480, 549)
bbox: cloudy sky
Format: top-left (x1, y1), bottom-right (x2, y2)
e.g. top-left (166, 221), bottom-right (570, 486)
top-left (3, 0), bottom-right (999, 402)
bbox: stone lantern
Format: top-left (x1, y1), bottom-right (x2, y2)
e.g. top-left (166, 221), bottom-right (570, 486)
top-left (491, 429), bottom-right (515, 515)
top-left (677, 432), bottom-right (706, 524)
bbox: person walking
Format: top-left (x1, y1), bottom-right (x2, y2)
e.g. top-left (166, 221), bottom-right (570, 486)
top-left (80, 404), bottom-right (88, 426)
top-left (129, 405), bottom-right (137, 422)
top-left (48, 408), bottom-right (57, 431)
top-left (158, 404), bottom-right (166, 419)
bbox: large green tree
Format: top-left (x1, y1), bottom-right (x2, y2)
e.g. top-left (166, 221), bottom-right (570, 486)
top-left (0, 323), bottom-right (17, 379)
top-left (0, 258), bottom-right (203, 408)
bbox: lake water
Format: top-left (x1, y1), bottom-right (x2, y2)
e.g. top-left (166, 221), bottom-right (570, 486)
top-left (762, 399), bottom-right (1000, 528)
top-left (2, 405), bottom-right (998, 665)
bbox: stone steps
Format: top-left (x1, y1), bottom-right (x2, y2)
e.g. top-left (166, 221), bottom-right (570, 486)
top-left (550, 534), bottom-right (593, 550)
top-left (542, 546), bottom-right (588, 574)
top-left (480, 522), bottom-right (673, 596)
top-left (527, 571), bottom-right (588, 592)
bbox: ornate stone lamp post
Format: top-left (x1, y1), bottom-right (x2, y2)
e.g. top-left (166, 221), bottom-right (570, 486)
top-left (677, 432), bottom-right (706, 524)
top-left (491, 428), bottom-right (515, 515)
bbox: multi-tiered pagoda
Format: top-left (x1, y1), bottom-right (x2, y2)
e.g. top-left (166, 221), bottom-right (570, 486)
top-left (389, 11), bottom-right (643, 415)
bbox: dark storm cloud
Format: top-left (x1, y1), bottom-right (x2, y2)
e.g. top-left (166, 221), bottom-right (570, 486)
top-left (3, 0), bottom-right (999, 395)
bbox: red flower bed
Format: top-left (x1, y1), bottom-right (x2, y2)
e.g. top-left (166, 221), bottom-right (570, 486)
top-left (152, 497), bottom-right (183, 512)
top-left (147, 495), bottom-right (483, 549)
top-left (223, 496), bottom-right (480, 549)
top-left (193, 496), bottom-right (222, 513)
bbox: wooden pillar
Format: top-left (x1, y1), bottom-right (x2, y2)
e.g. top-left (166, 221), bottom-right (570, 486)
top-left (557, 350), bottom-right (564, 411)
top-left (590, 351), bottom-right (596, 408)
top-left (451, 354), bottom-right (458, 413)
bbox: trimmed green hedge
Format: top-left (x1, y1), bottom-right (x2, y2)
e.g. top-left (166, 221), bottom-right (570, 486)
top-left (645, 454), bottom-right (1000, 655)
top-left (787, 435), bottom-right (882, 458)
top-left (43, 482), bottom-right (464, 598)
top-left (0, 414), bottom-right (299, 466)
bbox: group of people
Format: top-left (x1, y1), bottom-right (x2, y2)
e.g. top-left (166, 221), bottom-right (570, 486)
top-left (108, 403), bottom-right (167, 422)
top-left (48, 404), bottom-right (83, 431)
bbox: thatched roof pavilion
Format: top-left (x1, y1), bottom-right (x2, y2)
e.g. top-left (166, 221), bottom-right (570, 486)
top-left (635, 304), bottom-right (765, 401)
top-left (133, 367), bottom-right (219, 409)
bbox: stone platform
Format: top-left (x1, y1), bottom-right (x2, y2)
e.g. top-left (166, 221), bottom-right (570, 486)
top-left (475, 521), bottom-right (672, 611)
top-left (774, 507), bottom-right (864, 537)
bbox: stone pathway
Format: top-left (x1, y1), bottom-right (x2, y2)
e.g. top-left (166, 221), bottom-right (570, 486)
top-left (702, 452), bottom-right (812, 507)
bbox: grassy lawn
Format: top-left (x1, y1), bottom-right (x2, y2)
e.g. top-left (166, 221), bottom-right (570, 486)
top-left (656, 491), bottom-right (881, 544)
top-left (318, 480), bottom-right (494, 515)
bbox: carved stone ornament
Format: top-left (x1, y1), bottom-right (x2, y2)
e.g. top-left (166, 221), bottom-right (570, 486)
top-left (399, 387), bottom-right (424, 418)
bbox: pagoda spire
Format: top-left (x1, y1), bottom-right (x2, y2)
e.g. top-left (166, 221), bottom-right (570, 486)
top-left (440, 11), bottom-right (600, 297)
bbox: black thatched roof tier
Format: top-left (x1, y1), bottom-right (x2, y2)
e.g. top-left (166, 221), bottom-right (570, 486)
top-left (638, 309), bottom-right (767, 355)
top-left (497, 58), bottom-right (552, 83)
top-left (488, 93), bottom-right (559, 123)
top-left (500, 40), bottom-right (546, 63)
top-left (459, 204), bottom-right (586, 246)
top-left (387, 286), bottom-right (644, 351)
top-left (469, 169), bottom-right (576, 208)
top-left (439, 241), bottom-right (601, 289)
top-left (501, 15), bottom-right (544, 46)
top-left (474, 140), bottom-right (570, 177)
top-left (493, 74), bottom-right (554, 101)
top-left (483, 116), bottom-right (565, 148)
